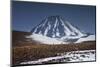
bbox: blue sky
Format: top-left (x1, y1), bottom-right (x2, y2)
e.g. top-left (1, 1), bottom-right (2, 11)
top-left (12, 1), bottom-right (96, 34)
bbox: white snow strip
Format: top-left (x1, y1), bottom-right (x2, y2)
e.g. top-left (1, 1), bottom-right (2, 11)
top-left (76, 35), bottom-right (95, 43)
top-left (61, 35), bottom-right (80, 40)
top-left (20, 50), bottom-right (95, 64)
top-left (52, 34), bottom-right (55, 38)
top-left (44, 27), bottom-right (49, 36)
top-left (54, 18), bottom-right (58, 29)
top-left (60, 18), bottom-right (71, 36)
top-left (52, 18), bottom-right (58, 37)
top-left (44, 21), bottom-right (52, 36)
top-left (33, 27), bottom-right (38, 33)
top-left (42, 19), bottom-right (47, 27)
top-left (48, 22), bottom-right (51, 30)
top-left (56, 32), bottom-right (60, 37)
top-left (38, 31), bottom-right (42, 35)
top-left (21, 56), bottom-right (64, 64)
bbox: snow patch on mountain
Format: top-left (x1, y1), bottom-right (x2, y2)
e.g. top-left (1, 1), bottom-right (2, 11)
top-left (76, 35), bottom-right (95, 43)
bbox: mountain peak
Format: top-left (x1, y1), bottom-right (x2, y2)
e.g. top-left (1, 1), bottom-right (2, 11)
top-left (31, 15), bottom-right (85, 38)
top-left (27, 16), bottom-right (95, 44)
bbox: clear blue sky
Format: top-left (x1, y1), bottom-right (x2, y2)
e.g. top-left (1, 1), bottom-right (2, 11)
top-left (12, 1), bottom-right (96, 34)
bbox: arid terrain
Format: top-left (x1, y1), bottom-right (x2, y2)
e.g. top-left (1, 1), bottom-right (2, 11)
top-left (12, 31), bottom-right (96, 66)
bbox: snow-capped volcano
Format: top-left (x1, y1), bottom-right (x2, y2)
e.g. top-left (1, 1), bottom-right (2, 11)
top-left (31, 16), bottom-right (85, 38)
top-left (27, 16), bottom-right (95, 44)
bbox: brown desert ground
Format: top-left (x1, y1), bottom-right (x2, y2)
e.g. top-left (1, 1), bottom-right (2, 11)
top-left (12, 31), bottom-right (96, 65)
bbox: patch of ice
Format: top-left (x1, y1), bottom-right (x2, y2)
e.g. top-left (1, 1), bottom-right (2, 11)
top-left (44, 27), bottom-right (49, 36)
top-left (56, 32), bottom-right (60, 37)
top-left (20, 50), bottom-right (96, 64)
